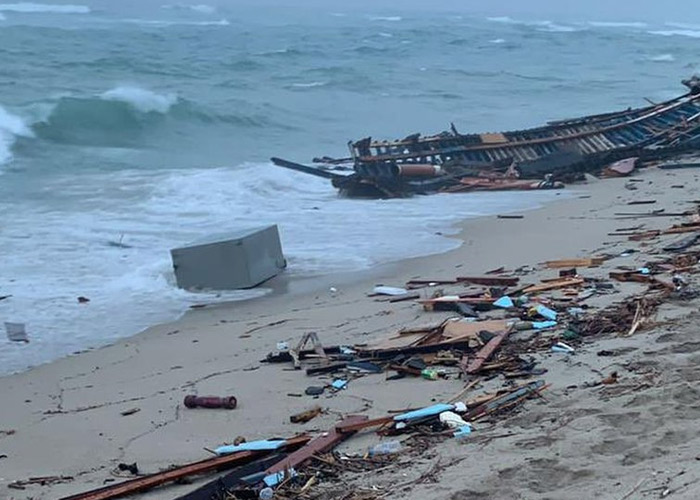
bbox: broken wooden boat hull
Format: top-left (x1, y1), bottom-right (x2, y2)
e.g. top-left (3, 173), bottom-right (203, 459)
top-left (272, 78), bottom-right (700, 198)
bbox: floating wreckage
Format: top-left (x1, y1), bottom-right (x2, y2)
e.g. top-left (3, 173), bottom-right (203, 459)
top-left (272, 77), bottom-right (700, 198)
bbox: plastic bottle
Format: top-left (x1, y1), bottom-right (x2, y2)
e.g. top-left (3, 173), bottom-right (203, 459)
top-left (368, 440), bottom-right (402, 456)
top-left (259, 487), bottom-right (274, 500)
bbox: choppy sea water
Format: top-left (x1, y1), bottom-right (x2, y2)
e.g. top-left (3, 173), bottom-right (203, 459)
top-left (1, 2), bottom-right (698, 374)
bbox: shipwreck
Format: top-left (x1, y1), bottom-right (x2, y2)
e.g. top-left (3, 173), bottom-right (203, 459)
top-left (272, 77), bottom-right (700, 198)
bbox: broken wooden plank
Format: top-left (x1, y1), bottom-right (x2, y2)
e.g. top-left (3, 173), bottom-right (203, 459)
top-left (664, 225), bottom-right (700, 235)
top-left (628, 230), bottom-right (661, 241)
top-left (544, 258), bottom-right (605, 269)
top-left (456, 276), bottom-right (519, 287)
top-left (522, 278), bottom-right (584, 294)
top-left (59, 436), bottom-right (311, 500)
top-left (265, 416), bottom-right (367, 477)
top-left (663, 233), bottom-right (700, 252)
top-left (609, 271), bottom-right (652, 284)
top-left (465, 331), bottom-right (511, 375)
top-left (335, 416), bottom-right (393, 434)
top-left (305, 363), bottom-right (347, 376)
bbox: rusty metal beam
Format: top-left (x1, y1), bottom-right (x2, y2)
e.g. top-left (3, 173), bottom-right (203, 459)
top-left (58, 436), bottom-right (311, 500)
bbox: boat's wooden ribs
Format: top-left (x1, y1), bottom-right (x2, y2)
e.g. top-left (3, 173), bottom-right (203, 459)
top-left (350, 90), bottom-right (700, 171)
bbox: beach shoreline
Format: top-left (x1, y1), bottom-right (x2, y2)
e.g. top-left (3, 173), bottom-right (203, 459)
top-left (4, 166), bottom-right (700, 499)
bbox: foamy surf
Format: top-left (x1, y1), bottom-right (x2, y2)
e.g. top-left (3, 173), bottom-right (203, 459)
top-left (0, 3), bottom-right (89, 13)
top-left (0, 161), bottom-right (565, 375)
top-left (101, 86), bottom-right (177, 114)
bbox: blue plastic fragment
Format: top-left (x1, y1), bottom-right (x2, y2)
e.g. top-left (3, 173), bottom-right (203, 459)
top-left (394, 403), bottom-right (455, 422)
top-left (453, 425), bottom-right (473, 439)
top-left (493, 296), bottom-right (514, 308)
top-left (331, 379), bottom-right (348, 390)
top-left (215, 439), bottom-right (287, 456)
top-left (536, 304), bottom-right (557, 321)
top-left (638, 267), bottom-right (650, 275)
top-left (532, 320), bottom-right (557, 330)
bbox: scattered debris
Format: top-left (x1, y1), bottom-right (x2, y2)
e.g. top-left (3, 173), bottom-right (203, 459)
top-left (119, 408), bottom-right (140, 417)
top-left (290, 406), bottom-right (323, 424)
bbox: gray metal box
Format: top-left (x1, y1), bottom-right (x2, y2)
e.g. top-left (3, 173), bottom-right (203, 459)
top-left (170, 225), bottom-right (286, 290)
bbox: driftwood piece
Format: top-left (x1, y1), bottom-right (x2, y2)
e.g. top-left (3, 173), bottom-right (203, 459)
top-left (523, 278), bottom-right (584, 294)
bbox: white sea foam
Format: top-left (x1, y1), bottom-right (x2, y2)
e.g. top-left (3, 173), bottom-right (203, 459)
top-left (588, 21), bottom-right (648, 28)
top-left (535, 21), bottom-right (579, 33)
top-left (100, 86), bottom-right (177, 113)
top-left (0, 3), bottom-right (89, 13)
top-left (490, 38), bottom-right (506, 44)
top-left (369, 16), bottom-right (401, 22)
top-left (486, 17), bottom-right (579, 33)
top-left (290, 81), bottom-right (328, 88)
top-left (649, 53), bottom-right (675, 62)
top-left (0, 105), bottom-right (33, 165)
top-left (649, 29), bottom-right (700, 38)
top-left (487, 16), bottom-right (517, 24)
top-left (161, 3), bottom-right (216, 14)
top-left (118, 17), bottom-right (229, 27)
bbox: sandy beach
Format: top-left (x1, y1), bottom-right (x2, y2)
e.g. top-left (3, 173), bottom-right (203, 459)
top-left (4, 165), bottom-right (700, 499)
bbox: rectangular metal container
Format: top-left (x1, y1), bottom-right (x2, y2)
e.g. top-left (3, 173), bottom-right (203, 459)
top-left (170, 225), bottom-right (286, 290)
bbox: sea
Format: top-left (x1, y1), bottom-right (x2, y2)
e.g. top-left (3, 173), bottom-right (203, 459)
top-left (0, 1), bottom-right (698, 375)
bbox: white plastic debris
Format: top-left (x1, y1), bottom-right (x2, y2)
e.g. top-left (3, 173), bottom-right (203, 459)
top-left (439, 411), bottom-right (470, 429)
top-left (373, 286), bottom-right (408, 296)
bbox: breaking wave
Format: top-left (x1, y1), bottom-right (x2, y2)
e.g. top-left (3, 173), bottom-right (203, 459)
top-left (0, 104), bottom-right (33, 165)
top-left (101, 86), bottom-right (177, 114)
top-left (0, 3), bottom-right (89, 13)
top-left (30, 86), bottom-right (266, 147)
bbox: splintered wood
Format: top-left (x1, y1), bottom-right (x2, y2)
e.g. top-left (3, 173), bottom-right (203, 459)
top-left (544, 258), bottom-right (605, 269)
